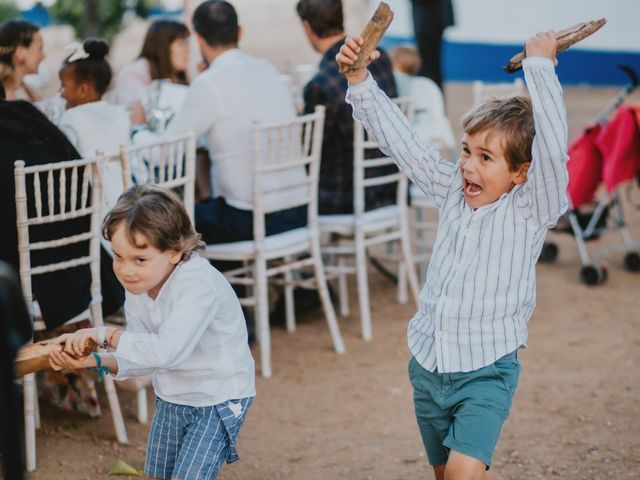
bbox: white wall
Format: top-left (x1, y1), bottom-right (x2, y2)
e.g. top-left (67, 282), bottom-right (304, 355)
top-left (384, 0), bottom-right (640, 52)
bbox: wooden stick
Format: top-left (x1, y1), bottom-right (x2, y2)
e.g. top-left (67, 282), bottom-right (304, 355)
top-left (339, 2), bottom-right (394, 74)
top-left (504, 18), bottom-right (606, 73)
top-left (14, 339), bottom-right (95, 377)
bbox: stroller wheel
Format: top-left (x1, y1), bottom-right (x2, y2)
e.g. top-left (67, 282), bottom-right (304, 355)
top-left (538, 242), bottom-right (558, 263)
top-left (623, 252), bottom-right (640, 272)
top-left (580, 265), bottom-right (607, 286)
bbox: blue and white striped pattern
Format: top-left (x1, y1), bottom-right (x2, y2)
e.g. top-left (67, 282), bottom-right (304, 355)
top-left (346, 57), bottom-right (568, 373)
top-left (145, 396), bottom-right (253, 480)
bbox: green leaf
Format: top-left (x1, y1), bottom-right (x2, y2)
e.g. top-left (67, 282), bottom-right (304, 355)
top-left (108, 459), bottom-right (142, 476)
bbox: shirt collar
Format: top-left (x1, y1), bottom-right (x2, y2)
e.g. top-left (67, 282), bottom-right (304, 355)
top-left (208, 48), bottom-right (242, 70)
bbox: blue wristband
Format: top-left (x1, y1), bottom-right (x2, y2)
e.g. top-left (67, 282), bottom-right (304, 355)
top-left (91, 352), bottom-right (110, 382)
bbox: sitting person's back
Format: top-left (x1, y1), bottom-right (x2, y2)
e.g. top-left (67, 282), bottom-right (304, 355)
top-left (0, 94), bottom-right (124, 330)
top-left (138, 1), bottom-right (307, 245)
top-left (296, 0), bottom-right (398, 215)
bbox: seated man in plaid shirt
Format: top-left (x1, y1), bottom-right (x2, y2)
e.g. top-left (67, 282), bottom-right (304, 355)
top-left (296, 0), bottom-right (398, 214)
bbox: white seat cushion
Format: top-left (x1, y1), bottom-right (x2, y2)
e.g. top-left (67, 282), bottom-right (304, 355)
top-left (202, 227), bottom-right (311, 261)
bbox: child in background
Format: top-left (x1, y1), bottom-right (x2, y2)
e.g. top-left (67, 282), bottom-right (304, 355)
top-left (338, 32), bottom-right (568, 479)
top-left (388, 45), bottom-right (455, 158)
top-left (49, 185), bottom-right (255, 480)
top-left (57, 38), bottom-right (130, 213)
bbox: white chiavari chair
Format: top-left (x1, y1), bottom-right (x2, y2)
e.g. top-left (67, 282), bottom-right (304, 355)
top-left (14, 156), bottom-right (128, 472)
top-left (202, 106), bottom-right (344, 378)
top-left (319, 97), bottom-right (421, 341)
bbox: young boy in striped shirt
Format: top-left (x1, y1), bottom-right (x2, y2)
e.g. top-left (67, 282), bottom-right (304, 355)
top-left (337, 32), bottom-right (568, 479)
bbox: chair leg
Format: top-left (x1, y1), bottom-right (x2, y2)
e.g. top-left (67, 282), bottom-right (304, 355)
top-left (355, 232), bottom-right (372, 341)
top-left (255, 257), bottom-right (272, 378)
top-left (103, 376), bottom-right (128, 443)
top-left (397, 245), bottom-right (408, 304)
top-left (34, 383), bottom-right (41, 429)
top-left (284, 256), bottom-right (296, 333)
top-left (137, 388), bottom-right (148, 424)
top-left (401, 214), bottom-right (421, 304)
top-left (311, 240), bottom-right (346, 354)
top-left (337, 256), bottom-right (350, 316)
top-left (24, 373), bottom-right (36, 472)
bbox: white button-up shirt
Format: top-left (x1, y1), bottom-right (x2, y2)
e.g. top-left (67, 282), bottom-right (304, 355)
top-left (113, 254), bottom-right (255, 406)
top-left (161, 48), bottom-right (306, 211)
top-left (346, 57), bottom-right (568, 373)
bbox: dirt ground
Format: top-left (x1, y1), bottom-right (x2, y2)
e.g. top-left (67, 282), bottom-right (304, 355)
top-left (20, 82), bottom-right (640, 480)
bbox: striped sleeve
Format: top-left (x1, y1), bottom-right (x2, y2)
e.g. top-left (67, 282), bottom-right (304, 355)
top-left (517, 57), bottom-right (569, 227)
top-left (346, 73), bottom-right (458, 208)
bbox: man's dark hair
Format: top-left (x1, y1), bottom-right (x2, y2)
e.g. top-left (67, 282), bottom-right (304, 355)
top-left (192, 0), bottom-right (239, 47)
top-left (296, 0), bottom-right (344, 38)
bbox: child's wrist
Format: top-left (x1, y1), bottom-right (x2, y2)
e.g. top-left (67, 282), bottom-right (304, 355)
top-left (106, 327), bottom-right (122, 349)
top-left (346, 69), bottom-right (368, 85)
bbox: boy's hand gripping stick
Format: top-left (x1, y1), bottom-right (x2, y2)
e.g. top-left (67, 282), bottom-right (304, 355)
top-left (338, 2), bottom-right (394, 74)
top-left (504, 18), bottom-right (607, 73)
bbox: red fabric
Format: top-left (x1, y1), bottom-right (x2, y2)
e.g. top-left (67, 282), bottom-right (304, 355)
top-left (596, 105), bottom-right (640, 193)
top-left (567, 125), bottom-right (603, 208)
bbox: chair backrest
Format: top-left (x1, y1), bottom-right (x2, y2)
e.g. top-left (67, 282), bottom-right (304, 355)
top-left (14, 157), bottom-right (103, 331)
top-left (353, 96), bottom-right (412, 217)
top-left (119, 131), bottom-right (196, 221)
top-left (251, 106), bottom-right (325, 242)
top-left (472, 78), bottom-right (526, 105)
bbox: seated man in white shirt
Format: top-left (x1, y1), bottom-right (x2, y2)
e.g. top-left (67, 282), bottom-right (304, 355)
top-left (142, 0), bottom-right (307, 245)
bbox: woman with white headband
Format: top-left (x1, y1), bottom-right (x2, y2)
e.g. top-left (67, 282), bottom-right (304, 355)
top-left (57, 38), bottom-right (131, 215)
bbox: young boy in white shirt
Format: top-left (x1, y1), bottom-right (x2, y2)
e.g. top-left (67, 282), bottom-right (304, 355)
top-left (337, 32), bottom-right (568, 478)
top-left (49, 185), bottom-right (255, 480)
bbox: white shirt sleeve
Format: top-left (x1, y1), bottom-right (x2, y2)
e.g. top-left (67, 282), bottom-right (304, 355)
top-left (111, 295), bottom-right (156, 380)
top-left (114, 272), bottom-right (220, 370)
top-left (346, 73), bottom-right (458, 209)
top-left (516, 57), bottom-right (569, 227)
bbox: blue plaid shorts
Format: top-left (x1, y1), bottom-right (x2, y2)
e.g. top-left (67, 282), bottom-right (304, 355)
top-left (144, 396), bottom-right (253, 480)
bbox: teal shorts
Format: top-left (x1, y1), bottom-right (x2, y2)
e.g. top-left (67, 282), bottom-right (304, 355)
top-left (408, 351), bottom-right (521, 467)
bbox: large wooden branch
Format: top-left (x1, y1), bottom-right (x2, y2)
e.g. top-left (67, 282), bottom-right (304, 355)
top-left (339, 2), bottom-right (394, 74)
top-left (14, 339), bottom-right (95, 377)
top-left (504, 18), bottom-right (606, 73)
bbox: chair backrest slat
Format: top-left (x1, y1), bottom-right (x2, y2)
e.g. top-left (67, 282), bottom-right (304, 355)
top-left (70, 165), bottom-right (78, 211)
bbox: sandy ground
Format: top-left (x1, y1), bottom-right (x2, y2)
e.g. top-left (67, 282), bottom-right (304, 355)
top-left (17, 82), bottom-right (640, 480)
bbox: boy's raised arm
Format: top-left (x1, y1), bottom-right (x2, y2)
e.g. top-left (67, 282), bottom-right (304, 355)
top-left (519, 32), bottom-right (570, 227)
top-left (337, 37), bottom-right (457, 208)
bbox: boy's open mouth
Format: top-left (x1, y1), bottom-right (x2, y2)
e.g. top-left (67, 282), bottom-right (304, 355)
top-left (464, 179), bottom-right (483, 198)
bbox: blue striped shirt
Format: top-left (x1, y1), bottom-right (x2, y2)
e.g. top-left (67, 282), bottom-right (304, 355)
top-left (346, 57), bottom-right (569, 373)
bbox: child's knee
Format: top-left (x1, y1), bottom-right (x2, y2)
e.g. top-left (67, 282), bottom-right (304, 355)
top-left (444, 451), bottom-right (487, 480)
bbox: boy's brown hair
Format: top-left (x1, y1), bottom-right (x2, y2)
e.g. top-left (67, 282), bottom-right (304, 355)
top-left (102, 185), bottom-right (204, 257)
top-left (388, 45), bottom-right (421, 76)
top-left (462, 96), bottom-right (534, 172)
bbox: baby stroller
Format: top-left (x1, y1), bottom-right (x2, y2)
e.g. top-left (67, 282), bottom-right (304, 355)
top-left (539, 65), bottom-right (640, 285)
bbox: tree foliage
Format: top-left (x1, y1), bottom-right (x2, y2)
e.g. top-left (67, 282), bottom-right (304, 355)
top-left (50, 0), bottom-right (153, 41)
top-left (0, 1), bottom-right (20, 24)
